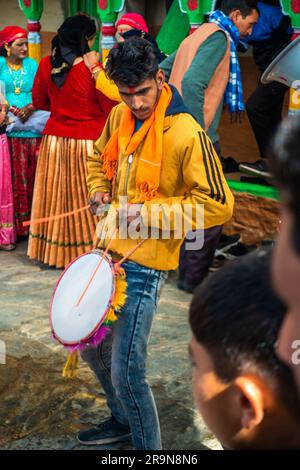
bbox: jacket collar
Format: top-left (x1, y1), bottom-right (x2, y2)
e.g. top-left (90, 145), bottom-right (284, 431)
top-left (165, 84), bottom-right (193, 117)
top-left (163, 84), bottom-right (196, 130)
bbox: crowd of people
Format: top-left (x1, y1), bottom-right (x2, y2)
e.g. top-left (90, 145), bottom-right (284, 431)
top-left (1, 0), bottom-right (300, 451)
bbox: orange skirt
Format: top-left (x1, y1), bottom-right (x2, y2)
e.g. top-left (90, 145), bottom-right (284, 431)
top-left (27, 135), bottom-right (97, 268)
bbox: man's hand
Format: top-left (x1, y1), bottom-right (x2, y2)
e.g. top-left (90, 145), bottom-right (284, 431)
top-left (116, 203), bottom-right (143, 230)
top-left (89, 192), bottom-right (111, 215)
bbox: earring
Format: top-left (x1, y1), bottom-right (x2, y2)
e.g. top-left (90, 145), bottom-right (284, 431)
top-left (7, 50), bottom-right (11, 57)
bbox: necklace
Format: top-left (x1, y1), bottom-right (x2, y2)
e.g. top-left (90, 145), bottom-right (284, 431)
top-left (7, 65), bottom-right (25, 95)
top-left (7, 62), bottom-right (22, 71)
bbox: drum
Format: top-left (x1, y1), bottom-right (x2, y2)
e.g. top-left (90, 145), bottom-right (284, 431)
top-left (50, 250), bottom-right (121, 349)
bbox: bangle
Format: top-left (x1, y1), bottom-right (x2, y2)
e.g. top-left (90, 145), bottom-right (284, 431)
top-left (9, 105), bottom-right (18, 115)
top-left (91, 66), bottom-right (101, 75)
top-left (89, 62), bottom-right (101, 73)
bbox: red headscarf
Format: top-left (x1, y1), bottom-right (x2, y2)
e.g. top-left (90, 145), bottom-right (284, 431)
top-left (0, 26), bottom-right (28, 47)
top-left (116, 13), bottom-right (149, 33)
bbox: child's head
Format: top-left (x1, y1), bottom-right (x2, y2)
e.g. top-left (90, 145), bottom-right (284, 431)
top-left (189, 249), bottom-right (300, 449)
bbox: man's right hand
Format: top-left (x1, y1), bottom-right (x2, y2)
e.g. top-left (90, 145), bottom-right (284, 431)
top-left (89, 192), bottom-right (111, 215)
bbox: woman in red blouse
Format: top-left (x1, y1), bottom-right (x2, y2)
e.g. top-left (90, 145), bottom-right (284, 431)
top-left (27, 15), bottom-right (117, 268)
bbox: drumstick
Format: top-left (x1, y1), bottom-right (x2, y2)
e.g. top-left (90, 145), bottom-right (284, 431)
top-left (22, 205), bottom-right (90, 227)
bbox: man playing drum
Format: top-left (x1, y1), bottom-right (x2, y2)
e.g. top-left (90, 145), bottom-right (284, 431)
top-left (78, 37), bottom-right (234, 450)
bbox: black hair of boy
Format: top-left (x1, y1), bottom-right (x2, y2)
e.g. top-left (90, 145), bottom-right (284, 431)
top-left (105, 37), bottom-right (159, 87)
top-left (189, 248), bottom-right (300, 421)
top-left (270, 116), bottom-right (300, 255)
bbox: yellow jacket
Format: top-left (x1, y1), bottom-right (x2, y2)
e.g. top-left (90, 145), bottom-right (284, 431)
top-left (87, 93), bottom-right (234, 271)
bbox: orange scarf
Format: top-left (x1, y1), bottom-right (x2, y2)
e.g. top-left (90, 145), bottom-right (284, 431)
top-left (102, 83), bottom-right (172, 201)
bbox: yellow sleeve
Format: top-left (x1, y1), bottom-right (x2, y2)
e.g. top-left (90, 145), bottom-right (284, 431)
top-left (87, 104), bottom-right (124, 198)
top-left (140, 129), bottom-right (234, 231)
top-left (96, 69), bottom-right (122, 103)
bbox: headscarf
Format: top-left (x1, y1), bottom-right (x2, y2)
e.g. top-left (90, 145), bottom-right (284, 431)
top-left (50, 15), bottom-right (97, 88)
top-left (116, 13), bottom-right (149, 33)
top-left (0, 26), bottom-right (27, 47)
top-left (121, 29), bottom-right (166, 63)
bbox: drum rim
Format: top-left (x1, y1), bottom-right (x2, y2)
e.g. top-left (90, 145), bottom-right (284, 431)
top-left (49, 250), bottom-right (116, 346)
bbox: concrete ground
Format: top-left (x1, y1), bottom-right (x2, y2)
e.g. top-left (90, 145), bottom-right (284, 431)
top-left (0, 240), bottom-right (221, 450)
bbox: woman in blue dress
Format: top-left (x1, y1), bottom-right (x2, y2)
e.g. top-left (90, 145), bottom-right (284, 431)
top-left (0, 26), bottom-right (42, 238)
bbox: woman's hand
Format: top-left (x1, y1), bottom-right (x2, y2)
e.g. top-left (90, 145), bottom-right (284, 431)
top-left (0, 104), bottom-right (7, 126)
top-left (17, 103), bottom-right (34, 123)
top-left (83, 50), bottom-right (100, 68)
top-left (83, 51), bottom-right (103, 81)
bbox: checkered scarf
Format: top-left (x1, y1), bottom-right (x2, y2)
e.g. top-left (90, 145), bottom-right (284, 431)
top-left (209, 10), bottom-right (244, 114)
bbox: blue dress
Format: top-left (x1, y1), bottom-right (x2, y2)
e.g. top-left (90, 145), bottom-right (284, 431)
top-left (0, 56), bottom-right (40, 138)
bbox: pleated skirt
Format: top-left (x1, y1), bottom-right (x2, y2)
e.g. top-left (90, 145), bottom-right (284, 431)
top-left (27, 135), bottom-right (97, 268)
top-left (8, 136), bottom-right (41, 236)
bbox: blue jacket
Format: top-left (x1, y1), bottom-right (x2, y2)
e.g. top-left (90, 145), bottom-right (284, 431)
top-left (246, 1), bottom-right (292, 43)
top-left (244, 1), bottom-right (292, 71)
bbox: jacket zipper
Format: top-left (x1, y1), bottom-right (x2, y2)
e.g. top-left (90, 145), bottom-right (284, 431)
top-left (124, 154), bottom-right (133, 196)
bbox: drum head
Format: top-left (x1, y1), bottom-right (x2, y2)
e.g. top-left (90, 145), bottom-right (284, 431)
top-left (50, 252), bottom-right (115, 345)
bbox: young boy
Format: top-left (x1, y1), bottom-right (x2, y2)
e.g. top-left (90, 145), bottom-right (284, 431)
top-left (189, 249), bottom-right (300, 449)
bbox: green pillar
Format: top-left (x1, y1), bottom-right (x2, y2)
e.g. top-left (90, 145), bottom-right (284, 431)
top-left (19, 0), bottom-right (44, 62)
top-left (97, 0), bottom-right (125, 59)
top-left (280, 0), bottom-right (300, 33)
top-left (178, 0), bottom-right (215, 33)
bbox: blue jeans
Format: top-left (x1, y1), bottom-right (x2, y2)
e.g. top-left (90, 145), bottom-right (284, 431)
top-left (81, 260), bottom-right (168, 450)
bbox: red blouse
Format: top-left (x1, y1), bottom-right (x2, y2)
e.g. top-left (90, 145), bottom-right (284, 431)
top-left (32, 56), bottom-right (117, 140)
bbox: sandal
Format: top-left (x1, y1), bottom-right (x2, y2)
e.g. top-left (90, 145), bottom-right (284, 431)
top-left (0, 244), bottom-right (16, 251)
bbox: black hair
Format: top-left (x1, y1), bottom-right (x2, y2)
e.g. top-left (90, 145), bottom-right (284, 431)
top-left (189, 248), bottom-right (300, 421)
top-left (0, 46), bottom-right (7, 57)
top-left (270, 117), bottom-right (300, 255)
top-left (220, 0), bottom-right (260, 17)
top-left (0, 44), bottom-right (10, 57)
top-left (50, 14), bottom-right (97, 88)
top-left (105, 36), bottom-right (159, 87)
top-left (120, 29), bottom-right (167, 64)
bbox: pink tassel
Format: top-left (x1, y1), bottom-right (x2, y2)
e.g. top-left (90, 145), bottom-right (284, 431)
top-left (66, 326), bottom-right (111, 353)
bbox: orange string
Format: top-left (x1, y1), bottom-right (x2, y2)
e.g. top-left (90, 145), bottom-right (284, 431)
top-left (22, 205), bottom-right (90, 227)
